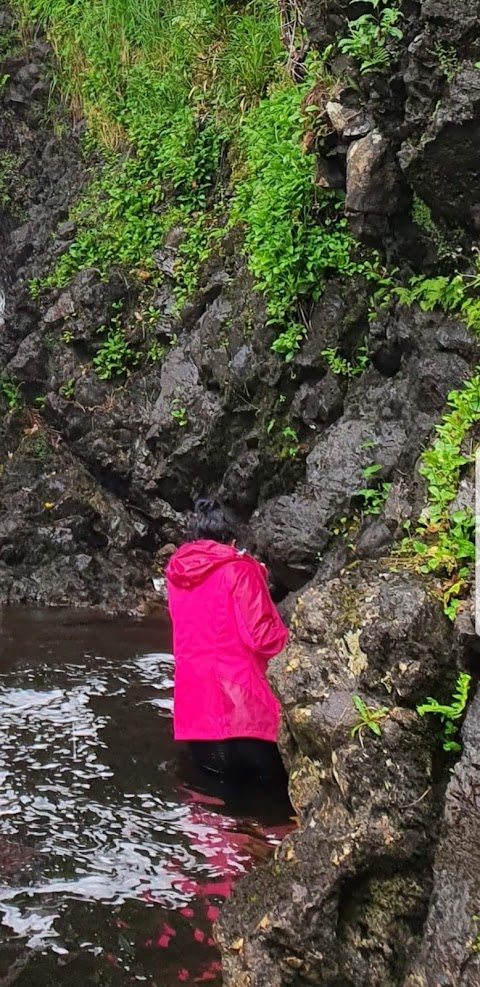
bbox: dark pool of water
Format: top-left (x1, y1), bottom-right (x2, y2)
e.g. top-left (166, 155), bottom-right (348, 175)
top-left (0, 608), bottom-right (292, 986)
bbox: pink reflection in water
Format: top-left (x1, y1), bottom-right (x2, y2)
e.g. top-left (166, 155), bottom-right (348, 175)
top-left (142, 786), bottom-right (294, 985)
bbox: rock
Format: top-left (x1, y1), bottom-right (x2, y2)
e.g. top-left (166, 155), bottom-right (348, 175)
top-left (43, 290), bottom-right (76, 324)
top-left (399, 69), bottom-right (480, 227)
top-left (291, 374), bottom-right (344, 426)
top-left (355, 519), bottom-right (392, 558)
top-left (326, 100), bottom-right (372, 139)
top-left (302, 0), bottom-right (351, 49)
top-left (405, 686), bottom-right (480, 987)
top-left (251, 494), bottom-right (330, 590)
top-left (6, 331), bottom-right (45, 381)
top-left (294, 277), bottom-right (369, 373)
top-left (0, 410), bottom-right (154, 608)
top-left (9, 223), bottom-right (34, 265)
top-left (325, 100), bottom-right (352, 133)
top-left (146, 342), bottom-right (223, 440)
top-left (436, 322), bottom-right (479, 360)
top-left (421, 0), bottom-right (480, 40)
top-left (344, 111), bottom-right (373, 140)
top-left (219, 450), bottom-right (261, 510)
top-left (218, 569), bottom-right (458, 986)
top-left (346, 130), bottom-right (405, 217)
top-left (153, 246), bottom-right (177, 277)
top-left (252, 300), bottom-right (474, 591)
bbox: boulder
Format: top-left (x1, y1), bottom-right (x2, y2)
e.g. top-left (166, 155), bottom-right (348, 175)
top-left (218, 571), bottom-right (459, 987)
top-left (399, 69), bottom-right (480, 228)
top-left (346, 130), bottom-right (405, 217)
top-left (405, 686), bottom-right (480, 987)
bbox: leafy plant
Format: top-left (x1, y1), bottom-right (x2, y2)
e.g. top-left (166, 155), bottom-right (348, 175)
top-left (171, 400), bottom-right (188, 427)
top-left (468, 916), bottom-right (480, 954)
top-left (0, 374), bottom-right (22, 411)
top-left (280, 425), bottom-right (300, 459)
top-left (351, 694), bottom-right (389, 741)
top-left (396, 269), bottom-right (480, 335)
top-left (396, 375), bottom-right (480, 618)
top-left (229, 59), bottom-right (369, 359)
top-left (417, 672), bottom-right (471, 753)
top-left (338, 0), bottom-right (404, 76)
top-left (271, 323), bottom-right (306, 363)
top-left (433, 43), bottom-right (459, 83)
top-left (146, 340), bottom-right (168, 363)
top-left (93, 321), bottom-right (140, 379)
top-left (14, 0), bottom-right (283, 292)
top-left (321, 343), bottom-right (369, 378)
top-left (60, 378), bottom-right (76, 399)
top-left (354, 463), bottom-right (391, 515)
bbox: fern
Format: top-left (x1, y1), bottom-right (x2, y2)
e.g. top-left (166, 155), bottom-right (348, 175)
top-left (396, 271), bottom-right (480, 333)
top-left (417, 672), bottom-right (472, 752)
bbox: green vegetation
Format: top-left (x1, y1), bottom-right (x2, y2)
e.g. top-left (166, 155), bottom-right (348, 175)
top-left (146, 341), bottom-right (168, 364)
top-left (24, 431), bottom-right (52, 461)
top-left (468, 917), bottom-right (480, 954)
top-left (321, 343), bottom-right (369, 378)
top-left (410, 195), bottom-right (461, 260)
top-left (351, 694), bottom-right (389, 742)
top-left (0, 375), bottom-right (22, 411)
top-left (0, 151), bottom-right (18, 210)
top-left (338, 0), bottom-right (403, 75)
top-left (396, 269), bottom-right (480, 334)
top-left (279, 425), bottom-right (300, 459)
top-left (14, 0), bottom-right (394, 362)
top-left (230, 60), bottom-right (362, 357)
top-left (171, 400), bottom-right (188, 427)
top-left (13, 0), bottom-right (283, 295)
top-left (60, 377), bottom-right (75, 399)
top-left (93, 320), bottom-right (140, 380)
top-left (417, 672), bottom-right (471, 753)
top-left (389, 264), bottom-right (480, 618)
top-left (396, 375), bottom-right (479, 618)
top-left (433, 43), bottom-right (459, 83)
top-left (354, 463), bottom-right (392, 516)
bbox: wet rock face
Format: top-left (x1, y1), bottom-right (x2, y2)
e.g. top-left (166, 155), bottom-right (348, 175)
top-left (215, 0), bottom-right (480, 981)
top-left (251, 304), bottom-right (477, 588)
top-left (400, 69), bottom-right (480, 229)
top-left (403, 688), bottom-right (480, 987)
top-left (303, 0), bottom-right (480, 243)
top-left (218, 571), bottom-right (459, 986)
top-left (1, 2), bottom-right (480, 607)
top-left (0, 415), bottom-right (160, 609)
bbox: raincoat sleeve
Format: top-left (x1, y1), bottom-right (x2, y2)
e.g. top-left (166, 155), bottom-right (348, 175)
top-left (232, 561), bottom-right (289, 660)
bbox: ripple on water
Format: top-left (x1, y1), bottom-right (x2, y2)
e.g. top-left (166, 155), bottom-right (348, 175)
top-left (0, 640), bottom-right (288, 984)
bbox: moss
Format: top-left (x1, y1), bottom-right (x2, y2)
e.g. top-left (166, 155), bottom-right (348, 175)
top-left (20, 432), bottom-right (53, 462)
top-left (337, 584), bottom-right (364, 630)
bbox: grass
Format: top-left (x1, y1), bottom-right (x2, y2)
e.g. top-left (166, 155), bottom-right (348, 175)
top-left (15, 0), bottom-right (389, 360)
top-left (14, 0), bottom-right (284, 293)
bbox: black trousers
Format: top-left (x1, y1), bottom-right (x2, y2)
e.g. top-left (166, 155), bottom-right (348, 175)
top-left (188, 739), bottom-right (286, 781)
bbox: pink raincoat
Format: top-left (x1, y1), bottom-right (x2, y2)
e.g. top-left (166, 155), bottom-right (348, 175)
top-left (166, 540), bottom-right (289, 742)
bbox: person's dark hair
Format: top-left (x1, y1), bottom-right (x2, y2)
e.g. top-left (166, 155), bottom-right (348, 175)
top-left (189, 497), bottom-right (237, 544)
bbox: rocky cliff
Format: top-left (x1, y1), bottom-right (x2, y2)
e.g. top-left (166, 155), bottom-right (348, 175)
top-left (1, 0), bottom-right (480, 982)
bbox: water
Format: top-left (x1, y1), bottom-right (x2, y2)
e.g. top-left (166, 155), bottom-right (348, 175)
top-left (0, 608), bottom-right (292, 986)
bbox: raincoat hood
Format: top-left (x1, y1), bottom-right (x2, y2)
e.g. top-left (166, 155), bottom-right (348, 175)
top-left (166, 540), bottom-right (243, 589)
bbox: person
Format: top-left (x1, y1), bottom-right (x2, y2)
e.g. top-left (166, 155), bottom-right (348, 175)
top-left (166, 498), bottom-right (289, 780)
